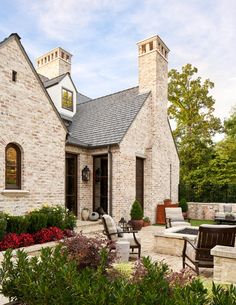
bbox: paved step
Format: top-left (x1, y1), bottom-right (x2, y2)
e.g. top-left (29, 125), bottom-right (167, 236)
top-left (75, 219), bottom-right (104, 234)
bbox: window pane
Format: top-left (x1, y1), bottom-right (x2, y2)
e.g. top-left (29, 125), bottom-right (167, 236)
top-left (62, 88), bottom-right (73, 111)
top-left (6, 145), bottom-right (21, 189)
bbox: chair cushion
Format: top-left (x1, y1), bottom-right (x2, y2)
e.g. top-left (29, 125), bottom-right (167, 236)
top-left (165, 207), bottom-right (184, 221)
top-left (102, 214), bottom-right (118, 241)
top-left (224, 204), bottom-right (232, 213)
top-left (121, 233), bottom-right (141, 247)
top-left (215, 212), bottom-right (226, 218)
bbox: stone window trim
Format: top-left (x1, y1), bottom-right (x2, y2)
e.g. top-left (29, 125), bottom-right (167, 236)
top-left (61, 87), bottom-right (73, 112)
top-left (5, 143), bottom-right (22, 190)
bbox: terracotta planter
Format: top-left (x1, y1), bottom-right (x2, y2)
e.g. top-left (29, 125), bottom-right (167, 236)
top-left (130, 219), bottom-right (143, 231)
top-left (143, 221), bottom-right (150, 227)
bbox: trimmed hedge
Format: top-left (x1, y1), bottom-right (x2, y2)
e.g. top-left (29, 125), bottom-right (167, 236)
top-left (0, 205), bottom-right (77, 242)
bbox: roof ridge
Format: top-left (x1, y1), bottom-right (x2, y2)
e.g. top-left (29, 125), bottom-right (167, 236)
top-left (43, 72), bottom-right (67, 83)
top-left (78, 86), bottom-right (139, 105)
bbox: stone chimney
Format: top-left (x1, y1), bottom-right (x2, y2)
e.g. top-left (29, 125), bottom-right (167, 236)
top-left (137, 35), bottom-right (169, 118)
top-left (35, 47), bottom-right (72, 79)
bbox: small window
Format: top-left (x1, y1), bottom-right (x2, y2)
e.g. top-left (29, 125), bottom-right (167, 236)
top-left (66, 54), bottom-right (70, 61)
top-left (149, 41), bottom-right (153, 51)
top-left (51, 53), bottom-right (54, 60)
top-left (44, 57), bottom-right (47, 63)
top-left (62, 88), bottom-right (73, 111)
top-left (12, 70), bottom-right (17, 82)
top-left (5, 143), bottom-right (21, 189)
top-left (55, 51), bottom-right (58, 58)
top-left (61, 52), bottom-right (64, 59)
top-left (48, 55), bottom-right (50, 62)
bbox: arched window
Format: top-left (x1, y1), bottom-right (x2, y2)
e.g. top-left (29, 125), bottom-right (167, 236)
top-left (5, 143), bottom-right (21, 189)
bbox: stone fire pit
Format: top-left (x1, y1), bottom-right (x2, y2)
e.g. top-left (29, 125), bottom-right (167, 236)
top-left (154, 226), bottom-right (198, 256)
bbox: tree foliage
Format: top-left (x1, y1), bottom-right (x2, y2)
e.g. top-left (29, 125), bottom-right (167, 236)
top-left (210, 108), bottom-right (236, 185)
top-left (168, 64), bottom-right (222, 186)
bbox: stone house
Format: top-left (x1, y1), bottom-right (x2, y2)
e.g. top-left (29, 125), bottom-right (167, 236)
top-left (0, 34), bottom-right (67, 215)
top-left (0, 33), bottom-right (179, 223)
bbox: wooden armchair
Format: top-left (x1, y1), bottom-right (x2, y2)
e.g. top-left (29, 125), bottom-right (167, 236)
top-left (102, 214), bottom-right (141, 258)
top-left (165, 207), bottom-right (191, 228)
top-left (182, 224), bottom-right (236, 275)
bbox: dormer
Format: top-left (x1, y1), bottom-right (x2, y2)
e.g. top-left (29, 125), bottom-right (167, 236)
top-left (43, 73), bottom-right (77, 119)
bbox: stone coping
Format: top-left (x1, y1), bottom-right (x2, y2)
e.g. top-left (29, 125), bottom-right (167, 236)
top-left (0, 240), bottom-right (61, 262)
top-left (211, 245), bottom-right (236, 259)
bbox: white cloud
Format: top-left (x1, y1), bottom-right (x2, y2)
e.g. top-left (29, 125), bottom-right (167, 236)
top-left (2, 0), bottom-right (236, 122)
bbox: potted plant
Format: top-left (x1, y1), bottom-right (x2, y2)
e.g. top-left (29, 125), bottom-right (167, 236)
top-left (143, 216), bottom-right (150, 227)
top-left (130, 200), bottom-right (144, 230)
top-left (179, 198), bottom-right (188, 219)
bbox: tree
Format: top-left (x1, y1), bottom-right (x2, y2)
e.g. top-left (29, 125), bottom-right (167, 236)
top-left (210, 108), bottom-right (236, 185)
top-left (168, 64), bottom-right (222, 186)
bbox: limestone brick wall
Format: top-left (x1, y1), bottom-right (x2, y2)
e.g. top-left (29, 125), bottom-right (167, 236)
top-left (136, 36), bottom-right (179, 222)
top-left (212, 246), bottom-right (236, 284)
top-left (188, 202), bottom-right (236, 220)
top-left (112, 95), bottom-right (150, 223)
top-left (0, 36), bottom-right (66, 215)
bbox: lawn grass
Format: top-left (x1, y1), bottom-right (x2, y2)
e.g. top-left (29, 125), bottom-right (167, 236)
top-left (190, 219), bottom-right (216, 226)
top-left (152, 219), bottom-right (216, 227)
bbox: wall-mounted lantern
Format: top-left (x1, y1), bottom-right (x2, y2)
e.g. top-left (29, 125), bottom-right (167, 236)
top-left (82, 166), bottom-right (90, 181)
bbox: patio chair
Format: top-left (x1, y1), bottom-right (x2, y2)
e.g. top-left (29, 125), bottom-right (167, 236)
top-left (182, 224), bottom-right (236, 275)
top-left (102, 214), bottom-right (141, 258)
top-left (165, 207), bottom-right (191, 228)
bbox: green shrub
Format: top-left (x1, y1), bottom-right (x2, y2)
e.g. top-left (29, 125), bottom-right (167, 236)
top-left (36, 205), bottom-right (77, 230)
top-left (130, 200), bottom-right (143, 220)
top-left (63, 209), bottom-right (77, 230)
top-left (0, 213), bottom-right (7, 241)
top-left (1, 246), bottom-right (236, 305)
top-left (6, 216), bottom-right (29, 234)
top-left (179, 198), bottom-right (188, 212)
top-left (27, 213), bottom-right (48, 234)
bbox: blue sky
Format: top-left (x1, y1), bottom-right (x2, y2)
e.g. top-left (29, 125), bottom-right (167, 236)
top-left (1, 0), bottom-right (236, 123)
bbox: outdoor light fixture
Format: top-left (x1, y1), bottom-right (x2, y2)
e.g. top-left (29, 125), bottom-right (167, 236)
top-left (118, 217), bottom-right (127, 231)
top-left (82, 166), bottom-right (90, 181)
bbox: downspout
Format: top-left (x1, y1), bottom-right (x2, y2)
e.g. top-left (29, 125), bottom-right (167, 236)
top-left (108, 146), bottom-right (113, 217)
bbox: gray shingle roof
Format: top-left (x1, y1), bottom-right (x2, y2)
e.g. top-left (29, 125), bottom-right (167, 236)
top-left (43, 73), bottom-right (67, 88)
top-left (77, 92), bottom-right (91, 104)
top-left (68, 87), bottom-right (150, 147)
top-left (38, 74), bottom-right (49, 82)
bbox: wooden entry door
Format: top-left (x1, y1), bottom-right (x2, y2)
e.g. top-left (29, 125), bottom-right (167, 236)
top-left (136, 157), bottom-right (144, 209)
top-left (65, 153), bottom-right (78, 216)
